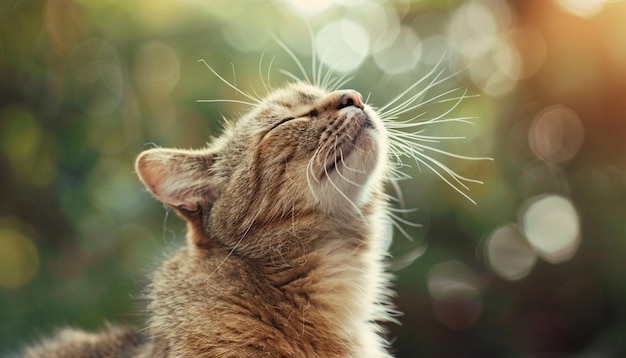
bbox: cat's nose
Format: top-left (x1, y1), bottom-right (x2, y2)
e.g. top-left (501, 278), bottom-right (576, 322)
top-left (337, 91), bottom-right (364, 110)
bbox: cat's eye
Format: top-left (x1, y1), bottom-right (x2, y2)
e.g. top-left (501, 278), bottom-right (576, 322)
top-left (179, 204), bottom-right (201, 216)
top-left (267, 117), bottom-right (294, 132)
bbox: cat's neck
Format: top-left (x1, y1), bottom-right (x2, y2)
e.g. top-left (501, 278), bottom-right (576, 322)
top-left (251, 200), bottom-right (393, 355)
top-left (148, 198), bottom-right (392, 357)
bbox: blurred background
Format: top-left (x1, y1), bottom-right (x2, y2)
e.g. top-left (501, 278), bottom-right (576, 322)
top-left (1, 0), bottom-right (626, 356)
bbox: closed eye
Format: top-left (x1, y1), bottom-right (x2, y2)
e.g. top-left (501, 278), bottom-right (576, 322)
top-left (261, 109), bottom-right (317, 140)
top-left (268, 117), bottom-right (294, 132)
top-left (259, 117), bottom-right (295, 141)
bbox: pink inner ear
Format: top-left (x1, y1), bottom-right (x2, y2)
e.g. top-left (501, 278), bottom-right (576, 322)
top-left (135, 149), bottom-right (208, 211)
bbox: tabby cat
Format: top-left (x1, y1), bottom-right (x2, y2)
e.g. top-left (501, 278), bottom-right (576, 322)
top-left (21, 55), bottom-right (484, 357)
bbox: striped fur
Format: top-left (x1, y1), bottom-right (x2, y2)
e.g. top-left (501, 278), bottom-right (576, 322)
top-left (136, 83), bottom-right (394, 357)
top-left (22, 82), bottom-right (396, 357)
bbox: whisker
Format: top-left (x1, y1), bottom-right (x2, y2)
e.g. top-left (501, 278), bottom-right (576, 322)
top-left (403, 141), bottom-right (493, 162)
top-left (206, 206), bottom-right (262, 280)
top-left (304, 22), bottom-right (318, 87)
top-left (334, 146), bottom-right (364, 187)
top-left (196, 99), bottom-right (260, 107)
top-left (382, 110), bottom-right (429, 124)
top-left (381, 84), bottom-right (462, 120)
top-left (412, 154), bottom-right (479, 204)
top-left (339, 147), bottom-right (366, 174)
top-left (387, 131), bottom-right (492, 167)
top-left (198, 59), bottom-right (261, 104)
top-left (327, 72), bottom-right (354, 92)
top-left (317, 43), bottom-right (335, 89)
top-left (388, 135), bottom-right (485, 186)
top-left (379, 69), bottom-right (447, 117)
top-left (388, 178), bottom-right (407, 213)
top-left (387, 128), bottom-right (466, 143)
top-left (379, 67), bottom-right (468, 122)
top-left (384, 117), bottom-right (476, 129)
top-left (258, 50), bottom-right (271, 94)
top-left (271, 34), bottom-right (311, 84)
top-left (267, 55), bottom-right (276, 90)
top-left (388, 212), bottom-right (423, 228)
top-left (365, 92), bottom-right (372, 105)
top-left (323, 148), bottom-right (364, 217)
top-left (312, 43), bottom-right (354, 91)
top-left (305, 146), bottom-right (323, 201)
top-left (390, 218), bottom-right (417, 242)
top-left (387, 165), bottom-right (413, 181)
top-left (387, 206), bottom-right (419, 214)
top-left (279, 69), bottom-right (304, 83)
top-left (379, 191), bottom-right (400, 203)
top-left (437, 94), bottom-right (480, 103)
top-left (404, 87), bottom-right (470, 124)
top-left (376, 60), bottom-right (493, 204)
top-left (377, 58), bottom-right (447, 113)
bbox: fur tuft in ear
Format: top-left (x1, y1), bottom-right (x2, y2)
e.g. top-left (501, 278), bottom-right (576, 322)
top-left (135, 148), bottom-right (216, 211)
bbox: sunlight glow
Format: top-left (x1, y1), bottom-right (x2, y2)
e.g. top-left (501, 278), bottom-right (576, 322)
top-left (278, 0), bottom-right (334, 16)
top-left (556, 0), bottom-right (609, 18)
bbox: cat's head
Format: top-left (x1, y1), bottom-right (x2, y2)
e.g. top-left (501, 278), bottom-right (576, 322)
top-left (135, 82), bottom-right (388, 247)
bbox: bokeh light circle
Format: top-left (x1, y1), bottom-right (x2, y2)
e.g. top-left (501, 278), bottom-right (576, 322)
top-left (521, 195), bottom-right (581, 263)
top-left (529, 105), bottom-right (585, 163)
top-left (373, 25), bottom-right (421, 75)
top-left (448, 0), bottom-right (498, 58)
top-left (134, 41), bottom-right (181, 92)
top-left (486, 224), bottom-right (538, 280)
top-left (427, 260), bottom-right (481, 301)
top-left (0, 222), bottom-right (39, 290)
top-left (428, 261), bottom-right (483, 330)
top-left (493, 36), bottom-right (523, 80)
top-left (359, 1), bottom-right (400, 53)
top-left (276, 0), bottom-right (334, 16)
top-left (71, 38), bottom-right (124, 117)
top-left (556, 0), bottom-right (608, 18)
top-left (315, 20), bottom-right (370, 73)
top-left (505, 28), bottom-right (547, 79)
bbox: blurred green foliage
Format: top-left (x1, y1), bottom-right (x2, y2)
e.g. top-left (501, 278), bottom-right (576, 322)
top-left (2, 0), bottom-right (626, 356)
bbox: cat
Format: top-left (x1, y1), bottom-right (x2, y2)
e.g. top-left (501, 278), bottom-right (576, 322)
top-left (20, 56), bottom-right (486, 357)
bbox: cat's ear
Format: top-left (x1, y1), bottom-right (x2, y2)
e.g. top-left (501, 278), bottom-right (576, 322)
top-left (135, 148), bottom-right (216, 212)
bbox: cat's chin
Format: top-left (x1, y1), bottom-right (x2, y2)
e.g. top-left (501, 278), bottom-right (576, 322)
top-left (318, 114), bottom-right (387, 211)
top-left (323, 110), bottom-right (370, 174)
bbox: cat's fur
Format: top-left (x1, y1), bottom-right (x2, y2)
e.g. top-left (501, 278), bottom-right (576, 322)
top-left (22, 82), bottom-right (396, 357)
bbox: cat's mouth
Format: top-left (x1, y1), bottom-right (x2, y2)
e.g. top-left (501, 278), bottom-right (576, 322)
top-left (320, 109), bottom-right (374, 179)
